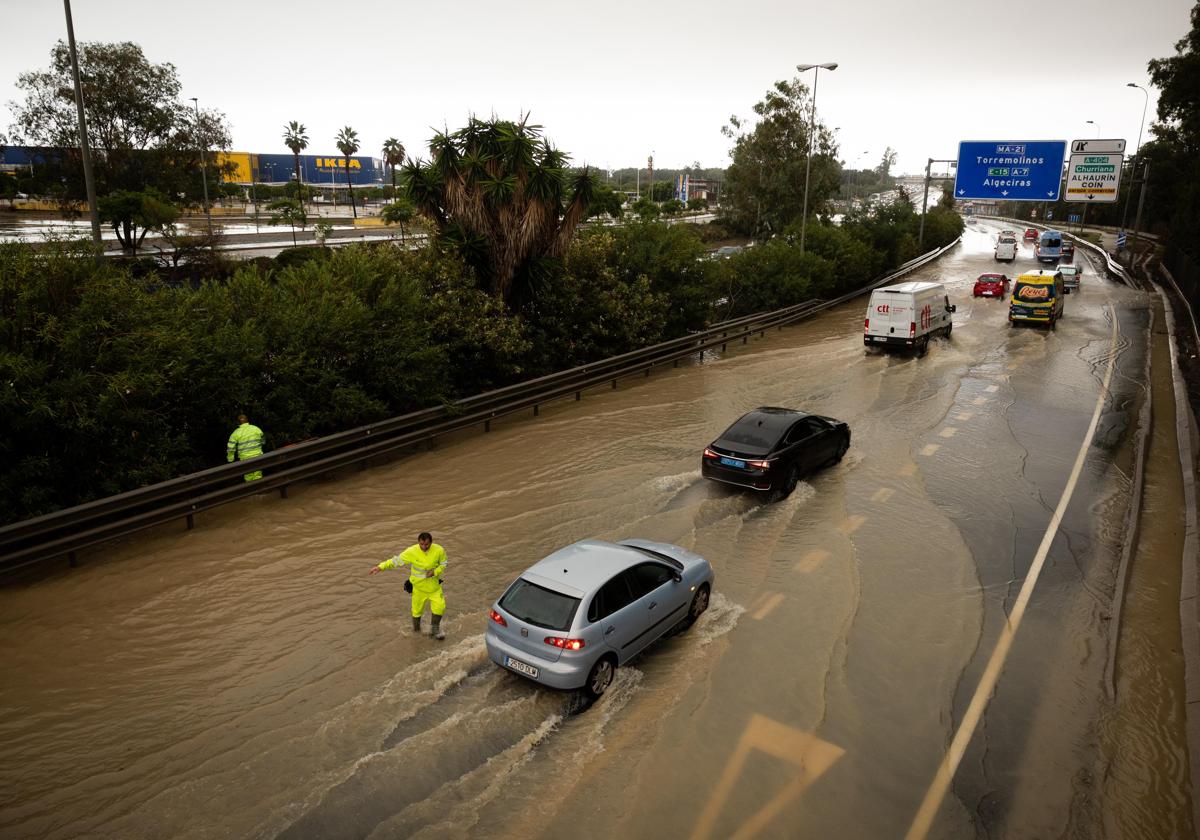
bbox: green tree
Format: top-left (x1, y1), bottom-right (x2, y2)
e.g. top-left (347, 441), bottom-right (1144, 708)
top-left (721, 75), bottom-right (841, 236)
top-left (335, 126), bottom-right (360, 219)
top-left (8, 41), bottom-right (233, 203)
top-left (282, 120), bottom-right (309, 200)
top-left (403, 115), bottom-right (596, 305)
top-left (382, 137), bottom-right (406, 192)
top-left (267, 198), bottom-right (307, 245)
top-left (632, 197), bottom-right (660, 220)
top-left (585, 183), bottom-right (624, 219)
top-left (1145, 1), bottom-right (1200, 251)
top-left (876, 146), bottom-right (898, 178)
top-left (381, 197), bottom-right (416, 243)
top-left (687, 197), bottom-right (710, 212)
top-left (97, 188), bottom-right (180, 252)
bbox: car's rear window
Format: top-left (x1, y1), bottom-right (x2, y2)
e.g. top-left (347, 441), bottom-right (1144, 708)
top-left (721, 417), bottom-right (781, 449)
top-left (499, 578), bottom-right (580, 631)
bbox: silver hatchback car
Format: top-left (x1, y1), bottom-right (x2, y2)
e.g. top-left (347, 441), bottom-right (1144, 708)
top-left (485, 539), bottom-right (714, 699)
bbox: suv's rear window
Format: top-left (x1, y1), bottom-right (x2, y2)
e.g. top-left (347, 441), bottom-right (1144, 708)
top-left (499, 578), bottom-right (580, 631)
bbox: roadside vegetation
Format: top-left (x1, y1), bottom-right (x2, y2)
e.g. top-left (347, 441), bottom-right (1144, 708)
top-left (1, 46), bottom-right (963, 525)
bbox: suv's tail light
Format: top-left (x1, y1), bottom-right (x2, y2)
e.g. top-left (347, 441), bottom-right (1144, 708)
top-left (909, 322), bottom-right (916, 338)
top-left (544, 636), bottom-right (585, 651)
top-left (489, 608), bottom-right (507, 627)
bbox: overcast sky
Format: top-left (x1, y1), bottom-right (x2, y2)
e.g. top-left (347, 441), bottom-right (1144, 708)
top-left (0, 0), bottom-right (1193, 176)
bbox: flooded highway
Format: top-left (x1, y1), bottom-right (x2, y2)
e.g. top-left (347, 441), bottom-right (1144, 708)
top-left (0, 220), bottom-right (1187, 839)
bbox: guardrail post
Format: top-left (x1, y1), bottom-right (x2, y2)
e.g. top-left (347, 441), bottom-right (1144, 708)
top-left (279, 485), bottom-right (289, 499)
top-left (68, 550), bottom-right (77, 568)
top-left (673, 359), bottom-right (678, 368)
top-left (533, 404), bottom-right (539, 416)
top-left (644, 368), bottom-right (650, 377)
top-left (575, 391), bottom-right (581, 401)
top-left (187, 513), bottom-right (194, 530)
top-left (612, 379), bottom-right (617, 389)
top-left (484, 419), bottom-right (490, 432)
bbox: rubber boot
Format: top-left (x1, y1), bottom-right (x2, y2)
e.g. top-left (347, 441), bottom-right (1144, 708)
top-left (431, 614), bottom-right (445, 640)
top-left (411, 617), bottom-right (422, 635)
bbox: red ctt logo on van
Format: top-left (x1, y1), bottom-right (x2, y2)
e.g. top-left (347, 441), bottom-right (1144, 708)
top-left (876, 304), bottom-right (890, 314)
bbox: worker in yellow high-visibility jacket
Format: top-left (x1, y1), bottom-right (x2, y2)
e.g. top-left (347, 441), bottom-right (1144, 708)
top-left (369, 532), bottom-right (448, 639)
top-left (226, 414), bottom-right (265, 481)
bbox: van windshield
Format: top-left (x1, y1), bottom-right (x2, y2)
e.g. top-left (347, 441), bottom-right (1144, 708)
top-left (1014, 281), bottom-right (1057, 302)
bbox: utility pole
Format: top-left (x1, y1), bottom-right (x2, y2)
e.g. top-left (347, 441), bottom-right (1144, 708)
top-left (918, 158), bottom-right (957, 247)
top-left (63, 0), bottom-right (101, 249)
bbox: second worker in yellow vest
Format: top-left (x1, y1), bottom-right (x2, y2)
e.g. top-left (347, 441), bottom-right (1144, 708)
top-left (368, 531), bottom-right (448, 639)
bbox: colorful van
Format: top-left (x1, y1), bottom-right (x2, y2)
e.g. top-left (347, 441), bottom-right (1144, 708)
top-left (1009, 270), bottom-right (1065, 329)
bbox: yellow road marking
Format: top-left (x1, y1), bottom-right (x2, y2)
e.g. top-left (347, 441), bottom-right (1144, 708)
top-left (921, 444), bottom-right (940, 456)
top-left (904, 306), bottom-right (1119, 840)
top-left (972, 396), bottom-right (989, 406)
top-left (985, 384), bottom-right (999, 393)
top-left (870, 487), bottom-right (895, 504)
top-left (939, 427), bottom-right (957, 438)
top-left (690, 714), bottom-right (845, 840)
top-left (751, 593), bottom-right (785, 621)
top-left (899, 463), bottom-right (918, 476)
top-left (794, 549), bottom-right (830, 573)
top-left (839, 515), bottom-right (866, 535)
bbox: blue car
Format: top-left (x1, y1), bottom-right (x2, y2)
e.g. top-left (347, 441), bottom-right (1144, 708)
top-left (485, 539), bottom-right (714, 700)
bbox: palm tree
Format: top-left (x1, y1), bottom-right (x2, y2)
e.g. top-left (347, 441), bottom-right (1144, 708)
top-left (282, 121), bottom-right (309, 208)
top-left (335, 126), bottom-right (360, 219)
top-left (381, 138), bottom-right (406, 194)
top-left (404, 115), bottom-right (595, 305)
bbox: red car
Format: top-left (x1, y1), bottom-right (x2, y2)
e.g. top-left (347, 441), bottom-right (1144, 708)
top-left (1023, 228), bottom-right (1038, 242)
top-left (973, 273), bottom-right (1010, 298)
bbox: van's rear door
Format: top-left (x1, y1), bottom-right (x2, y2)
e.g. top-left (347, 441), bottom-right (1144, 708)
top-left (866, 291), bottom-right (911, 339)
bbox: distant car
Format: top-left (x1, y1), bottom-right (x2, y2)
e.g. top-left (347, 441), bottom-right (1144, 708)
top-left (702, 407), bottom-right (850, 497)
top-left (973, 273), bottom-right (1010, 298)
top-left (711, 245), bottom-right (744, 259)
top-left (995, 236), bottom-right (1018, 262)
top-left (1061, 241), bottom-right (1075, 261)
top-left (1059, 264), bottom-right (1082, 290)
top-left (1023, 228), bottom-right (1038, 242)
top-left (485, 539), bottom-right (714, 700)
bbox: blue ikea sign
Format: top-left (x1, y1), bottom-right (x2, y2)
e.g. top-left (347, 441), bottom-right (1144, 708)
top-left (953, 141), bottom-right (1066, 202)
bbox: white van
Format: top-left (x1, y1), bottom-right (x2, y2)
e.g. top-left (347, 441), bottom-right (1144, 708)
top-left (995, 235), bottom-right (1018, 262)
top-left (864, 281), bottom-right (956, 354)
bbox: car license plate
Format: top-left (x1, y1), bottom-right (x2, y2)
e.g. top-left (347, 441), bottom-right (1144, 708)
top-left (872, 336), bottom-right (886, 342)
top-left (719, 456), bottom-right (746, 469)
top-left (505, 656), bottom-right (539, 678)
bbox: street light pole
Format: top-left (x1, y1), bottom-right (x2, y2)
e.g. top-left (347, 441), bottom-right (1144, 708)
top-left (62, 0), bottom-right (101, 249)
top-left (797, 62), bottom-right (838, 255)
top-left (190, 97), bottom-right (213, 236)
top-left (1121, 82), bottom-right (1149, 232)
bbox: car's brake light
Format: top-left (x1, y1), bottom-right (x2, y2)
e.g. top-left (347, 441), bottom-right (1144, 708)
top-left (489, 608), bottom-right (507, 627)
top-left (544, 636), bottom-right (585, 651)
top-left (864, 317), bottom-right (869, 331)
top-left (746, 459), bottom-right (772, 469)
top-left (703, 447), bottom-right (720, 460)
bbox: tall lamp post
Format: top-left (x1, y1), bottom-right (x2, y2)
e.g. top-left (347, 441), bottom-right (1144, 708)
top-left (189, 97), bottom-right (213, 236)
top-left (1121, 82), bottom-right (1149, 232)
top-left (62, 0), bottom-right (101, 248)
top-left (797, 62), bottom-right (837, 255)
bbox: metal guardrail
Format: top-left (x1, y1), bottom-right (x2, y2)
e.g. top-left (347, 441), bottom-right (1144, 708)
top-left (0, 240), bottom-right (958, 573)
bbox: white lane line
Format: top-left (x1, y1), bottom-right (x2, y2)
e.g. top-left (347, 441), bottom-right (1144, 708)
top-left (794, 549), bottom-right (830, 573)
top-left (904, 306), bottom-right (1118, 840)
top-left (985, 384), bottom-right (1000, 393)
top-left (900, 463), bottom-right (918, 477)
top-left (752, 593), bottom-right (785, 621)
top-left (972, 397), bottom-right (990, 406)
top-left (939, 427), bottom-right (958, 438)
top-left (871, 488), bottom-right (895, 504)
top-left (839, 515), bottom-right (867, 535)
top-left (955, 412), bottom-right (974, 422)
top-left (921, 444), bottom-right (941, 456)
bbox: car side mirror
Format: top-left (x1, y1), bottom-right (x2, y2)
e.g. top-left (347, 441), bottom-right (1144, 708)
top-left (674, 573), bottom-right (683, 583)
